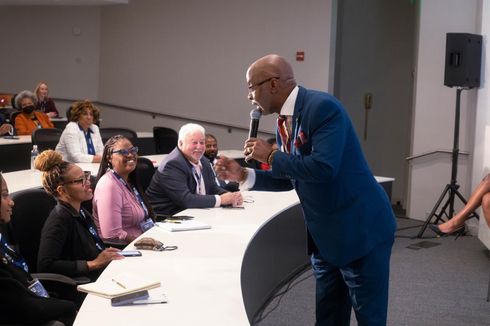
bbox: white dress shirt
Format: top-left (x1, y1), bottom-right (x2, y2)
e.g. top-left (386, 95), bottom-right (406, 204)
top-left (241, 86), bottom-right (299, 189)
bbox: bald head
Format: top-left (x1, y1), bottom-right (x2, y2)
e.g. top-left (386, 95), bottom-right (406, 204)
top-left (248, 54), bottom-right (296, 87)
top-left (246, 54), bottom-right (297, 115)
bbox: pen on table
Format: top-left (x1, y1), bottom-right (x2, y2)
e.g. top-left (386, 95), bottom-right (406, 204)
top-left (165, 219), bottom-right (182, 224)
top-left (112, 279), bottom-right (126, 289)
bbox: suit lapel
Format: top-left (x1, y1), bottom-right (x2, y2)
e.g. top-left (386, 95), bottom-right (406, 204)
top-left (291, 86), bottom-right (306, 155)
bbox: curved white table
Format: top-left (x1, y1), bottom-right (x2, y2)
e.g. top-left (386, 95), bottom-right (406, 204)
top-left (3, 164), bottom-right (394, 325)
top-left (74, 190), bottom-right (301, 326)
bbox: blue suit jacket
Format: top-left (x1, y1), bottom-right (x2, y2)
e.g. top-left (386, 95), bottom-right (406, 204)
top-left (146, 148), bottom-right (227, 215)
top-left (253, 86), bottom-right (396, 267)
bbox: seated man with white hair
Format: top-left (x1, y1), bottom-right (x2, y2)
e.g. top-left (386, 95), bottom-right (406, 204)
top-left (146, 123), bottom-right (243, 215)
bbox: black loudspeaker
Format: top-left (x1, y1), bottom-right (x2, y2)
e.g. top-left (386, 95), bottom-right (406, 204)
top-left (444, 33), bottom-right (482, 88)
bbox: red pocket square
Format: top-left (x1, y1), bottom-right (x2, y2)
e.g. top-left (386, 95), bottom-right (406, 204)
top-left (294, 131), bottom-right (308, 148)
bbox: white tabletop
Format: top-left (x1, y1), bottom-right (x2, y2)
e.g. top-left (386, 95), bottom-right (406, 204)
top-left (0, 135), bottom-right (31, 145)
top-left (4, 160), bottom-right (393, 194)
top-left (0, 132), bottom-right (152, 147)
top-left (74, 190), bottom-right (300, 326)
top-left (3, 155), bottom-right (164, 193)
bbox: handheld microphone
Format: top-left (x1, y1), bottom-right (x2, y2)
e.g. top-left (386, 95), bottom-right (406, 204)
top-left (248, 108), bottom-right (262, 139)
top-left (245, 108), bottom-right (261, 164)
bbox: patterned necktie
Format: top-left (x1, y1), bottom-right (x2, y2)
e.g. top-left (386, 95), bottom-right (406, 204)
top-left (277, 115), bottom-right (291, 153)
top-left (193, 165), bottom-right (206, 195)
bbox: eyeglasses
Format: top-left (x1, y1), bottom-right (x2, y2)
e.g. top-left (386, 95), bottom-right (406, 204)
top-left (112, 146), bottom-right (139, 156)
top-left (248, 76), bottom-right (280, 92)
top-left (63, 171), bottom-right (91, 186)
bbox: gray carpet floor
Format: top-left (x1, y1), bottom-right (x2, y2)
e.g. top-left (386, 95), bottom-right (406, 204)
top-left (257, 217), bottom-right (490, 326)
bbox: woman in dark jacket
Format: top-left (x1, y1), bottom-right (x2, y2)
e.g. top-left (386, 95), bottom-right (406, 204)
top-left (35, 150), bottom-right (122, 282)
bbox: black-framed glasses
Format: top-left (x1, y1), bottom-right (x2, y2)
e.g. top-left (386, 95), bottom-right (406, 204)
top-left (248, 76), bottom-right (280, 92)
top-left (112, 146), bottom-right (139, 156)
top-left (63, 171), bottom-right (91, 186)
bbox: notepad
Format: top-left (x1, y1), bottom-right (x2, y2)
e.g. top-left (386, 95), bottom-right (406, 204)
top-left (156, 219), bottom-right (211, 232)
top-left (77, 273), bottom-right (161, 299)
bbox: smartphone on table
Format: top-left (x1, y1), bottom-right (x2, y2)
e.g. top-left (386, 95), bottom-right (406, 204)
top-left (119, 250), bottom-right (142, 257)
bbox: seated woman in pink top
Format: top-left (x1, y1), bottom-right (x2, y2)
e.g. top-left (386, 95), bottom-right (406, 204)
top-left (93, 135), bottom-right (155, 243)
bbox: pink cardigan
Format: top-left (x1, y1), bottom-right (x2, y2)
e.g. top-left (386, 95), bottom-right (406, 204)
top-left (93, 172), bottom-right (146, 241)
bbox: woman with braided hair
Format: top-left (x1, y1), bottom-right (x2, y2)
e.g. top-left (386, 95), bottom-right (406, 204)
top-left (93, 135), bottom-right (155, 244)
top-left (35, 150), bottom-right (123, 283)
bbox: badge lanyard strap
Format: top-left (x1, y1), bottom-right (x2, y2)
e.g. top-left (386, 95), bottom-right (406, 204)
top-left (0, 234), bottom-right (29, 274)
top-left (79, 209), bottom-right (105, 252)
top-left (110, 169), bottom-right (150, 219)
top-left (81, 125), bottom-right (96, 155)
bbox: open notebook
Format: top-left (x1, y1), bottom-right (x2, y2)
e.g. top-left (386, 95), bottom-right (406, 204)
top-left (77, 273), bottom-right (161, 299)
top-left (156, 219), bottom-right (211, 232)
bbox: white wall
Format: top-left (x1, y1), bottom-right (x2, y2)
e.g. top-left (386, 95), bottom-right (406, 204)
top-left (97, 0), bottom-right (333, 139)
top-left (0, 6), bottom-right (100, 100)
top-left (408, 0), bottom-right (480, 221)
top-left (0, 1), bottom-right (333, 150)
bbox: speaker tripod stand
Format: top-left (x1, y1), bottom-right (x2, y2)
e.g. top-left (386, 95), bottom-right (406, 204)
top-left (417, 87), bottom-right (479, 238)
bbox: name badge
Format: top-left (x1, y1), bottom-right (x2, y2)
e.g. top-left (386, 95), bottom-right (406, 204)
top-left (28, 279), bottom-right (50, 298)
top-left (140, 219), bottom-right (155, 232)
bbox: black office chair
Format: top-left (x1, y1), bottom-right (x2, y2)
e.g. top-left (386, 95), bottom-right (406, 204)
top-left (32, 128), bottom-right (63, 152)
top-left (65, 105), bottom-right (73, 121)
top-left (9, 110), bottom-right (21, 130)
top-left (153, 126), bottom-right (178, 154)
top-left (9, 188), bottom-right (57, 273)
top-left (99, 127), bottom-right (138, 145)
top-left (0, 107), bottom-right (16, 121)
top-left (10, 93), bottom-right (17, 109)
top-left (136, 157), bottom-right (156, 193)
top-left (8, 188), bottom-right (87, 302)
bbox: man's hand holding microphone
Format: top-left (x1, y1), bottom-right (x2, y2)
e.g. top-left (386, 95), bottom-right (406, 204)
top-left (215, 107), bottom-right (276, 185)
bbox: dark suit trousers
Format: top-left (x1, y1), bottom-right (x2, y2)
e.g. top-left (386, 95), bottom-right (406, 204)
top-left (310, 238), bottom-right (394, 326)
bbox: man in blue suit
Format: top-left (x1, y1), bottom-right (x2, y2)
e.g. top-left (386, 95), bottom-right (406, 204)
top-left (216, 54), bottom-right (396, 326)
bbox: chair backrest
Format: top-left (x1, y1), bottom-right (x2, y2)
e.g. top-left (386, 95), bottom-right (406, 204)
top-left (99, 127), bottom-right (138, 145)
top-left (32, 128), bottom-right (63, 152)
top-left (10, 93), bottom-right (17, 109)
top-left (153, 126), bottom-right (178, 154)
top-left (9, 188), bottom-right (57, 273)
top-left (9, 110), bottom-right (21, 130)
top-left (66, 105), bottom-right (73, 121)
top-left (0, 108), bottom-right (16, 127)
top-left (136, 157), bottom-right (156, 193)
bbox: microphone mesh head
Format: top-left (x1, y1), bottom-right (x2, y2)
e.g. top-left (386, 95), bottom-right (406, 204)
top-left (250, 108), bottom-right (262, 120)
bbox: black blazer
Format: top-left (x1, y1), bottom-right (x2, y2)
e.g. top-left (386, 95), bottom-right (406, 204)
top-left (0, 234), bottom-right (77, 325)
top-left (146, 148), bottom-right (227, 215)
top-left (38, 202), bottom-right (102, 281)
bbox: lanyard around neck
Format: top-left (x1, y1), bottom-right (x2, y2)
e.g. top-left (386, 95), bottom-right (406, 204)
top-left (110, 169), bottom-right (149, 219)
top-left (0, 234), bottom-right (29, 274)
top-left (79, 209), bottom-right (105, 252)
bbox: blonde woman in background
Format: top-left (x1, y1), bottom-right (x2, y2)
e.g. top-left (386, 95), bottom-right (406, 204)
top-left (34, 81), bottom-right (59, 118)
